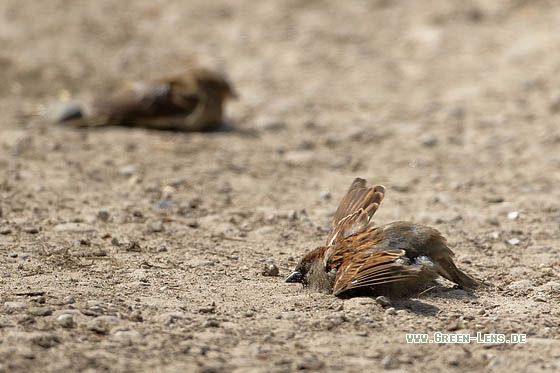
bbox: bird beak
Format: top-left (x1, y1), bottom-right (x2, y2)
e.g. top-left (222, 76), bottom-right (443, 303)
top-left (285, 271), bottom-right (303, 283)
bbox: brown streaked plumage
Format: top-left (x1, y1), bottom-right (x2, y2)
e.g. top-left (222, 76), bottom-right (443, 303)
top-left (286, 177), bottom-right (479, 297)
top-left (59, 67), bottom-right (237, 131)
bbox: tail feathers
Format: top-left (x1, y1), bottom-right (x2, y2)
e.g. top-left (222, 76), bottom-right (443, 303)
top-left (450, 267), bottom-right (480, 289)
top-left (437, 258), bottom-right (480, 289)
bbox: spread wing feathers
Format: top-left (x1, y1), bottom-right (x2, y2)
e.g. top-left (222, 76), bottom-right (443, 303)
top-left (332, 249), bottom-right (419, 296)
top-left (326, 178), bottom-right (385, 245)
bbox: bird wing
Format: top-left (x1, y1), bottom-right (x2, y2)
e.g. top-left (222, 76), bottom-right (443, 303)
top-left (331, 246), bottom-right (418, 296)
top-left (326, 178), bottom-right (385, 246)
top-left (330, 223), bottom-right (480, 295)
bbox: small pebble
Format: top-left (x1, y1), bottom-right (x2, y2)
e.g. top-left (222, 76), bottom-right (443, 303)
top-left (506, 238), bottom-right (520, 246)
top-left (507, 211), bottom-right (519, 220)
top-left (89, 305), bottom-right (104, 314)
top-left (508, 280), bottom-right (533, 289)
top-left (381, 355), bottom-right (395, 369)
top-left (9, 253), bottom-right (18, 258)
top-left (96, 210), bottom-right (110, 222)
top-left (30, 333), bottom-right (60, 348)
top-left (486, 196), bottom-right (504, 203)
top-left (261, 264), bottom-right (279, 277)
top-left (421, 134), bottom-right (438, 147)
top-left (148, 222), bottom-right (164, 233)
top-left (111, 237), bottom-right (120, 246)
top-left (56, 314), bottom-right (75, 328)
top-left (125, 241), bottom-right (142, 252)
top-left (296, 358), bottom-right (325, 371)
top-left (35, 296), bottom-right (46, 304)
top-left (375, 296), bottom-right (392, 307)
top-left (20, 253), bottom-right (29, 260)
top-left (129, 310), bottom-right (143, 322)
top-left (119, 165), bottom-right (137, 176)
top-left (447, 105), bottom-right (465, 120)
top-left (203, 319), bottom-right (220, 328)
top-left (157, 199), bottom-right (176, 210)
top-left (24, 226), bottom-right (40, 234)
top-left (489, 231), bottom-right (500, 240)
top-left (63, 296), bottom-right (75, 304)
top-left (76, 238), bottom-right (90, 246)
top-left (187, 220), bottom-right (200, 228)
top-left (320, 190), bottom-right (331, 200)
top-left (157, 312), bottom-right (188, 326)
top-left (29, 307), bottom-right (53, 317)
top-left (183, 199), bottom-right (200, 209)
top-left (88, 315), bottom-right (121, 335)
top-left (0, 228), bottom-right (12, 235)
top-left (297, 140), bottom-right (315, 150)
top-left (540, 281), bottom-right (560, 291)
top-left (199, 304), bottom-right (216, 314)
top-left (130, 269), bottom-right (149, 281)
top-left (385, 307), bottom-right (396, 315)
top-left (4, 301), bottom-right (28, 310)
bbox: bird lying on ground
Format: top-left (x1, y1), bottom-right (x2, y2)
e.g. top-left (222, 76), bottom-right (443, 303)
top-left (286, 178), bottom-right (479, 297)
top-left (51, 67), bottom-right (237, 131)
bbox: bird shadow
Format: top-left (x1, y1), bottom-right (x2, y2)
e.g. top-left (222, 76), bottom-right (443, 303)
top-left (390, 298), bottom-right (441, 316)
top-left (212, 120), bottom-right (259, 136)
top-left (391, 286), bottom-right (479, 316)
top-left (423, 286), bottom-right (479, 300)
top-left (342, 284), bottom-right (478, 316)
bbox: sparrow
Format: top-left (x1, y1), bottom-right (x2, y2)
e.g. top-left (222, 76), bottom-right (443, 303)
top-left (56, 67), bottom-right (237, 131)
top-left (286, 178), bottom-right (479, 297)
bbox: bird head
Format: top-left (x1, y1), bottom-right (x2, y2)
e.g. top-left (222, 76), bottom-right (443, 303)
top-left (193, 68), bottom-right (238, 101)
top-left (285, 246), bottom-right (330, 287)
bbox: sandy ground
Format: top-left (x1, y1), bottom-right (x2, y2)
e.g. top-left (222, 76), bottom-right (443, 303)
top-left (1, 0), bottom-right (559, 372)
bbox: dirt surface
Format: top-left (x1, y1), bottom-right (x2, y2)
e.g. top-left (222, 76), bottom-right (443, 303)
top-left (1, 1), bottom-right (560, 372)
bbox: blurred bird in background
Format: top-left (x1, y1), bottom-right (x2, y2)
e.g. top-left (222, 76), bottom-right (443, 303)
top-left (34, 67), bottom-right (237, 132)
